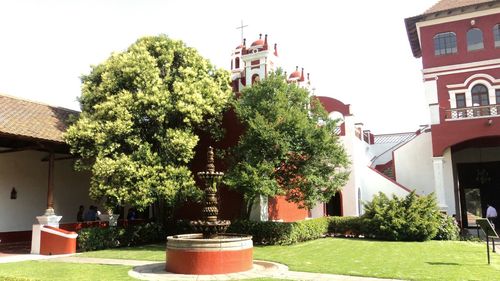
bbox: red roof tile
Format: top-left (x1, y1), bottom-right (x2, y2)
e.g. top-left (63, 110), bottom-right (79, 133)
top-left (425, 0), bottom-right (496, 14)
top-left (0, 94), bottom-right (78, 143)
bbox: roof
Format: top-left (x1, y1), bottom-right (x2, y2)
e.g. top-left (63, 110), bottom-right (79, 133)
top-left (0, 94), bottom-right (78, 144)
top-left (374, 132), bottom-right (417, 144)
top-left (405, 0), bottom-right (500, 58)
top-left (425, 0), bottom-right (495, 14)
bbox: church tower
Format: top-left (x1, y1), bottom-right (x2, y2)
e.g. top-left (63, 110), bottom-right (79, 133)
top-left (230, 34), bottom-right (279, 93)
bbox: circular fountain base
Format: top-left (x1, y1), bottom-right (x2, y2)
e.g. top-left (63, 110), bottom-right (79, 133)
top-left (166, 233), bottom-right (253, 275)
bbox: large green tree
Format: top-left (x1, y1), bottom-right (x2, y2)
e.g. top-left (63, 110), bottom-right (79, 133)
top-left (65, 35), bottom-right (232, 211)
top-left (225, 71), bottom-right (350, 217)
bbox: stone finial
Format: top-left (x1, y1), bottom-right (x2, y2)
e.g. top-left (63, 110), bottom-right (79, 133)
top-left (207, 146), bottom-right (215, 173)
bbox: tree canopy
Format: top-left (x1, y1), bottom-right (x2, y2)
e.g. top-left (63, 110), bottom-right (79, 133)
top-left (224, 70), bottom-right (350, 215)
top-left (64, 35), bottom-right (232, 210)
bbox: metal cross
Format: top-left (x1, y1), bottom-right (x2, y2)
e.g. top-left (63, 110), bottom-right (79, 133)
top-left (236, 20), bottom-right (248, 45)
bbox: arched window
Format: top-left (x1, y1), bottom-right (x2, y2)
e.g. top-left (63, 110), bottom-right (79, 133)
top-left (472, 84), bottom-right (489, 116)
top-left (251, 74), bottom-right (260, 85)
top-left (235, 57), bottom-right (240, 69)
top-left (494, 24), bottom-right (500, 48)
top-left (467, 28), bottom-right (484, 51)
top-left (434, 32), bottom-right (457, 56)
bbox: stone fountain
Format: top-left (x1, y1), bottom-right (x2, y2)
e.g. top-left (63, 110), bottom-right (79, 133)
top-left (166, 147), bottom-right (253, 275)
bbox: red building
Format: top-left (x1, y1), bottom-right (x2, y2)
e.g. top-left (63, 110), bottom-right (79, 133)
top-left (405, 0), bottom-right (500, 227)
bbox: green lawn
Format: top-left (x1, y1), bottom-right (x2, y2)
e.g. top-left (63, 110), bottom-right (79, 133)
top-left (0, 261), bottom-right (134, 281)
top-left (78, 238), bottom-right (500, 281)
top-left (255, 238), bottom-right (500, 280)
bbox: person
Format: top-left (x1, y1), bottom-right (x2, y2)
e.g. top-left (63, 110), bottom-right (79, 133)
top-left (76, 205), bottom-right (85, 222)
top-left (486, 204), bottom-right (497, 230)
top-left (127, 208), bottom-right (136, 221)
top-left (84, 205), bottom-right (97, 221)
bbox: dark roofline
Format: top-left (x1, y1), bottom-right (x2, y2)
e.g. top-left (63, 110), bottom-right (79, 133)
top-left (0, 93), bottom-right (80, 115)
top-left (404, 0), bottom-right (500, 59)
top-left (404, 15), bottom-right (424, 58)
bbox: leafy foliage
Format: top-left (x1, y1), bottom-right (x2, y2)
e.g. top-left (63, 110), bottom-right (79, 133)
top-left (77, 222), bottom-right (166, 251)
top-left (363, 192), bottom-right (442, 241)
top-left (64, 35), bottom-right (232, 210)
top-left (327, 216), bottom-right (368, 236)
top-left (225, 70), bottom-right (349, 215)
top-left (228, 217), bottom-right (329, 245)
top-left (433, 212), bottom-right (460, 240)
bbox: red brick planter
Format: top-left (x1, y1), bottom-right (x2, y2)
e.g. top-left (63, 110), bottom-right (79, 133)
top-left (166, 233), bottom-right (253, 275)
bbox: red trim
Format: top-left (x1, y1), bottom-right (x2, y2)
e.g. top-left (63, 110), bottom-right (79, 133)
top-left (367, 166), bottom-right (413, 193)
top-left (44, 225), bottom-right (76, 235)
top-left (314, 96), bottom-right (351, 116)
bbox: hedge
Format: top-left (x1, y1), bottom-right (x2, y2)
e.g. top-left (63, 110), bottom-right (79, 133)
top-left (77, 222), bottom-right (165, 251)
top-left (228, 217), bottom-right (328, 245)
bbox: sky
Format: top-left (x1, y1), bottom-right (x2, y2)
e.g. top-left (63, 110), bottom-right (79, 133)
top-left (0, 0), bottom-right (440, 134)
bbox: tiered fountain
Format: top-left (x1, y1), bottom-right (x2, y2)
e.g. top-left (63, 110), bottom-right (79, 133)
top-left (166, 147), bottom-right (253, 275)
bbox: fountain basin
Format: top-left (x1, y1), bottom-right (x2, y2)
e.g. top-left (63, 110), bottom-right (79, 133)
top-left (166, 233), bottom-right (253, 275)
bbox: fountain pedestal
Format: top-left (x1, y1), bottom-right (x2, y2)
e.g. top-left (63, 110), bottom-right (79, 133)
top-left (165, 147), bottom-right (253, 275)
top-left (166, 233), bottom-right (253, 274)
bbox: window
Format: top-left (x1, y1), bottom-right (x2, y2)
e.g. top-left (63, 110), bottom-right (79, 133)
top-left (456, 93), bottom-right (466, 108)
top-left (496, 89), bottom-right (500, 104)
top-left (494, 24), bottom-right (500, 48)
top-left (251, 74), bottom-right (260, 85)
top-left (455, 93), bottom-right (466, 118)
top-left (472, 84), bottom-right (489, 116)
top-left (467, 28), bottom-right (484, 51)
top-left (434, 32), bottom-right (457, 56)
top-left (235, 57), bottom-right (240, 69)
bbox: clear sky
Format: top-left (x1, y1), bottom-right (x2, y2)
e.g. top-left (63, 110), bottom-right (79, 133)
top-left (0, 0), bottom-right (439, 134)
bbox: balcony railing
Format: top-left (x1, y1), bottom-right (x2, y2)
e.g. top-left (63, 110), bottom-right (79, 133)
top-left (445, 104), bottom-right (500, 120)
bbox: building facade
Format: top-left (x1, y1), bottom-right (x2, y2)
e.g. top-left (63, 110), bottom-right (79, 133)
top-left (404, 0), bottom-right (500, 227)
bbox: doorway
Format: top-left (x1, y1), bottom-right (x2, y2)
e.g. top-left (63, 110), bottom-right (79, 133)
top-left (457, 161), bottom-right (500, 228)
top-left (326, 192), bottom-right (343, 216)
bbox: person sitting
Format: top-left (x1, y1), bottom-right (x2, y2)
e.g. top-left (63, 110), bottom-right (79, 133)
top-left (127, 208), bottom-right (136, 221)
top-left (84, 205), bottom-right (97, 221)
top-left (76, 205), bottom-right (85, 222)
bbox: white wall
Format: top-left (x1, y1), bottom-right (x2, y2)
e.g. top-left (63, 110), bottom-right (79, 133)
top-left (0, 150), bottom-right (92, 232)
top-left (394, 132), bottom-right (435, 195)
top-left (442, 148), bottom-right (456, 215)
top-left (370, 143), bottom-right (399, 166)
top-left (360, 166), bottom-right (411, 212)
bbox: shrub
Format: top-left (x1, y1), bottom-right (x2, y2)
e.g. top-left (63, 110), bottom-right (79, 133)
top-left (433, 213), bottom-right (459, 240)
top-left (228, 217), bottom-right (328, 245)
top-left (327, 216), bottom-right (369, 236)
top-left (77, 222), bottom-right (166, 251)
top-left (362, 191), bottom-right (441, 241)
top-left (77, 227), bottom-right (122, 251)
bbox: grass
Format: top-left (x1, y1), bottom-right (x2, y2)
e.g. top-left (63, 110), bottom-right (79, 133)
top-left (2, 239), bottom-right (499, 280)
top-left (78, 238), bottom-right (500, 281)
top-left (254, 238), bottom-right (500, 281)
top-left (0, 260), bottom-right (283, 281)
top-left (0, 261), bottom-right (134, 281)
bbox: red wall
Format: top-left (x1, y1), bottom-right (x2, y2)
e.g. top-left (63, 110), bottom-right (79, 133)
top-left (420, 13), bottom-right (500, 69)
top-left (268, 196), bottom-right (309, 222)
top-left (428, 68), bottom-right (500, 156)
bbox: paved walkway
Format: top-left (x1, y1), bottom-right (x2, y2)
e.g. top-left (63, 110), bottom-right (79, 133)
top-left (43, 256), bottom-right (402, 281)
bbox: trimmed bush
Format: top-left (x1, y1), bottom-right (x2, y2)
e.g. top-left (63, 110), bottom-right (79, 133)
top-left (327, 216), bottom-right (368, 236)
top-left (433, 213), bottom-right (460, 240)
top-left (363, 191), bottom-right (441, 241)
top-left (77, 222), bottom-right (165, 251)
top-left (228, 217), bottom-right (328, 245)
